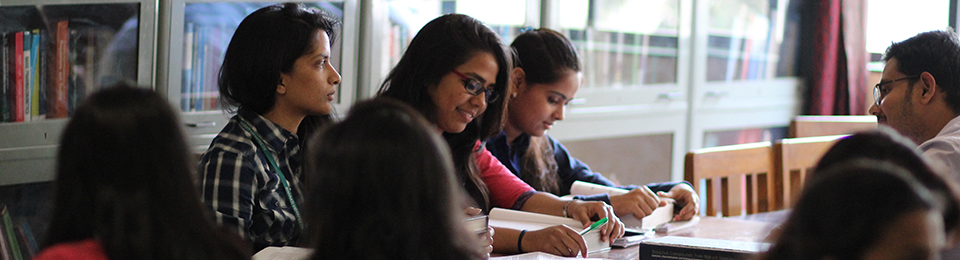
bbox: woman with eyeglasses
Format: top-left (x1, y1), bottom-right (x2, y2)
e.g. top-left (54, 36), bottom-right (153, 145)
top-left (377, 14), bottom-right (623, 257)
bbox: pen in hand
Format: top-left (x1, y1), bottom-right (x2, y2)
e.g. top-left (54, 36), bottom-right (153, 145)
top-left (578, 217), bottom-right (608, 236)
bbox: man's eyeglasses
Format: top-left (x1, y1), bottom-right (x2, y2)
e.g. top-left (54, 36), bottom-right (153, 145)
top-left (874, 76), bottom-right (920, 106)
top-left (451, 69), bottom-right (498, 103)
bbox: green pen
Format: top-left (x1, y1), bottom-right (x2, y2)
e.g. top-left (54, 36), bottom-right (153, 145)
top-left (578, 217), bottom-right (608, 235)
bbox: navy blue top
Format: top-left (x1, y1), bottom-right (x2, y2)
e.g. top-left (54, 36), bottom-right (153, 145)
top-left (486, 132), bottom-right (688, 205)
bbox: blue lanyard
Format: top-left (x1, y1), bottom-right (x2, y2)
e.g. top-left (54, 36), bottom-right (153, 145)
top-left (238, 119), bottom-right (304, 228)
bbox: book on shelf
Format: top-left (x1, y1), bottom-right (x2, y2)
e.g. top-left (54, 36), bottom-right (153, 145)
top-left (488, 207), bottom-right (610, 254)
top-left (568, 181), bottom-right (675, 231)
top-left (190, 25), bottom-right (204, 112)
top-left (29, 29), bottom-right (41, 120)
top-left (15, 222), bottom-right (37, 258)
top-left (0, 207), bottom-right (9, 260)
top-left (639, 236), bottom-right (770, 260)
top-left (1, 205), bottom-right (22, 260)
top-left (22, 30), bottom-right (32, 123)
top-left (1, 33), bottom-right (9, 122)
top-left (37, 29), bottom-right (48, 120)
top-left (12, 31), bottom-right (23, 123)
top-left (181, 23), bottom-right (193, 112)
top-left (51, 20), bottom-right (70, 119)
top-left (67, 24), bottom-right (85, 116)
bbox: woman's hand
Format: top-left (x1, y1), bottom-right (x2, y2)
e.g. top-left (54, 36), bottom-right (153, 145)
top-left (609, 186), bottom-right (666, 218)
top-left (657, 183), bottom-right (700, 221)
top-left (521, 225), bottom-right (588, 257)
top-left (464, 207), bottom-right (493, 259)
top-left (566, 200), bottom-right (625, 243)
top-left (480, 226), bottom-right (494, 258)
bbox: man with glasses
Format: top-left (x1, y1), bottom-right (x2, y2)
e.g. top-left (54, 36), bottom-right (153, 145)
top-left (869, 30), bottom-right (960, 178)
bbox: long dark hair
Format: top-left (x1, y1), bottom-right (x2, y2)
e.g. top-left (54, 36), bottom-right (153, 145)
top-left (814, 127), bottom-right (960, 237)
top-left (377, 14), bottom-right (512, 211)
top-left (761, 160), bottom-right (938, 260)
top-left (510, 28), bottom-right (581, 194)
top-left (218, 2), bottom-right (340, 144)
top-left (304, 98), bottom-right (483, 260)
top-left (47, 84), bottom-right (249, 260)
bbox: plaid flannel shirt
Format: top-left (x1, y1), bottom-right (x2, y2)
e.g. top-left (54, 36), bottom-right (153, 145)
top-left (198, 109), bottom-right (304, 250)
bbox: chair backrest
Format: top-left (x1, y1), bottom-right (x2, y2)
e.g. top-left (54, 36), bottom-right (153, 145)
top-left (789, 115), bottom-right (877, 137)
top-left (684, 142), bottom-right (775, 217)
top-left (773, 135), bottom-right (846, 210)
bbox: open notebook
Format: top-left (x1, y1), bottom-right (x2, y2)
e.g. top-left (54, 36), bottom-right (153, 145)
top-left (488, 208), bottom-right (611, 254)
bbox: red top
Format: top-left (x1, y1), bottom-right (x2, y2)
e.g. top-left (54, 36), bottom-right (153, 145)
top-left (475, 141), bottom-right (536, 208)
top-left (33, 239), bottom-right (108, 260)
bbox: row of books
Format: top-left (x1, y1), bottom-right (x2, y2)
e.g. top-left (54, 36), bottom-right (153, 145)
top-left (0, 206), bottom-right (39, 260)
top-left (181, 22), bottom-right (229, 112)
top-left (0, 20), bottom-right (109, 124)
top-left (0, 22), bottom-right (70, 123)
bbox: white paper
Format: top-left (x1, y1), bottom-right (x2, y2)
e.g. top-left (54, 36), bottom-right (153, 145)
top-left (490, 251), bottom-right (607, 260)
top-left (253, 246), bottom-right (314, 260)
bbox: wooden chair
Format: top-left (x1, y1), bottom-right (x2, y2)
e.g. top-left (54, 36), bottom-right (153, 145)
top-left (684, 142), bottom-right (775, 217)
top-left (789, 115), bottom-right (877, 137)
top-left (773, 135), bottom-right (846, 210)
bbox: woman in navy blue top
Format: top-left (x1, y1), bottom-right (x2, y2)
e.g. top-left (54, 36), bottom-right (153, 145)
top-left (487, 28), bottom-right (700, 221)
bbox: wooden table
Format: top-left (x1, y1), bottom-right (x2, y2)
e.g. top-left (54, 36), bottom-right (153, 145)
top-left (584, 216), bottom-right (781, 260)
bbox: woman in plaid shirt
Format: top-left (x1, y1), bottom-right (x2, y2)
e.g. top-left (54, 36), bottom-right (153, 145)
top-left (197, 3), bottom-right (341, 251)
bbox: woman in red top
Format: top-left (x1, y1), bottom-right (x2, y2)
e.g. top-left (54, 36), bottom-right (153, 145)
top-left (377, 14), bottom-right (623, 257)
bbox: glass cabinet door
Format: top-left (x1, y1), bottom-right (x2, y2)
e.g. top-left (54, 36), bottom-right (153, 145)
top-left (0, 2), bottom-right (145, 123)
top-left (159, 0), bottom-right (359, 150)
top-left (557, 0), bottom-right (681, 89)
top-left (171, 2), bottom-right (346, 113)
top-left (544, 0), bottom-right (689, 180)
top-left (0, 0), bottom-right (155, 186)
top-left (361, 0), bottom-right (535, 98)
top-left (687, 0), bottom-right (801, 152)
top-left (704, 0), bottom-right (796, 82)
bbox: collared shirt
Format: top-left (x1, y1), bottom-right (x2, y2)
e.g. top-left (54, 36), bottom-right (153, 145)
top-left (486, 132), bottom-right (686, 204)
top-left (919, 115), bottom-right (960, 180)
top-left (199, 109), bottom-right (303, 250)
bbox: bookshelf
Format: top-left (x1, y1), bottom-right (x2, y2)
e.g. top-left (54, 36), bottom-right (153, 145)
top-left (157, 0), bottom-right (360, 152)
top-left (0, 1), bottom-right (156, 257)
top-left (0, 0), bottom-right (157, 186)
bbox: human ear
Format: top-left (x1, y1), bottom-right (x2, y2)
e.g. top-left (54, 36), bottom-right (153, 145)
top-left (919, 71), bottom-right (938, 104)
top-left (277, 73), bottom-right (290, 94)
top-left (511, 67), bottom-right (526, 99)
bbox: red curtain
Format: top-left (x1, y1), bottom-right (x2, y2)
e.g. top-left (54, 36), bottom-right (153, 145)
top-left (805, 0), bottom-right (868, 115)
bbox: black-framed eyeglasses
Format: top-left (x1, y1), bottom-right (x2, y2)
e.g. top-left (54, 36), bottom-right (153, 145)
top-left (451, 69), bottom-right (499, 103)
top-left (874, 76), bottom-right (920, 106)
